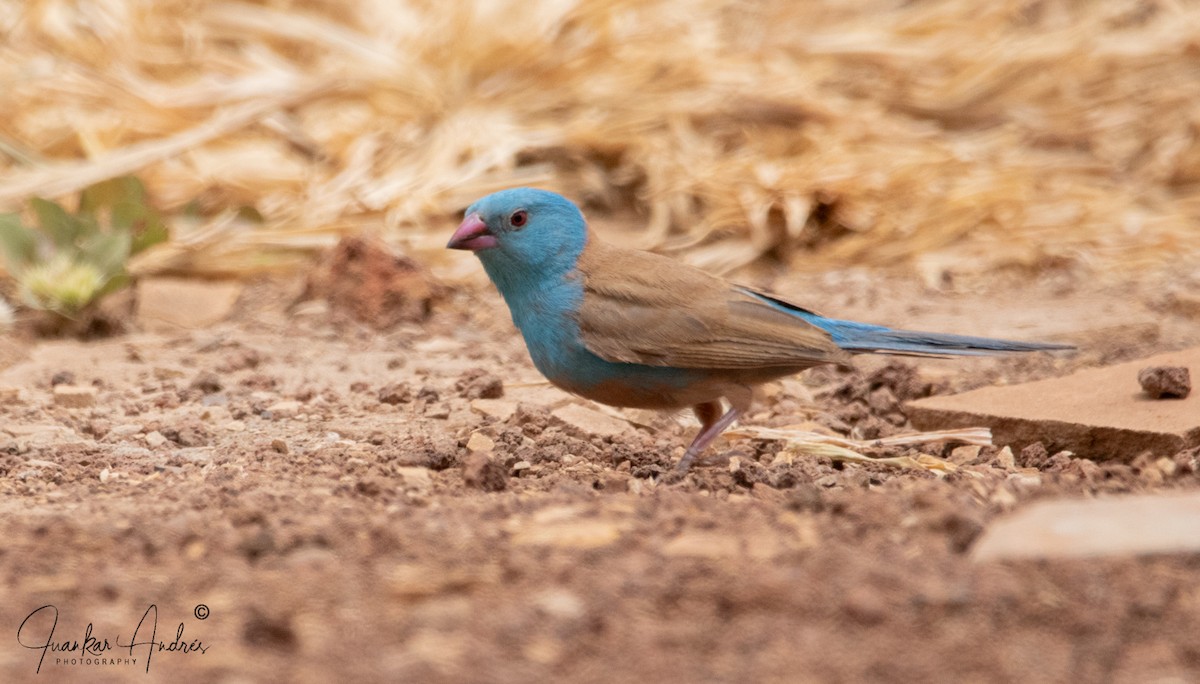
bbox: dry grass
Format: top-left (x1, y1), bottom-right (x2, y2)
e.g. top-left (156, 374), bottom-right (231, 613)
top-left (1, 0), bottom-right (1198, 276)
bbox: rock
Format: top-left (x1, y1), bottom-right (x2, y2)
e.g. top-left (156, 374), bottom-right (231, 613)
top-left (50, 371), bottom-right (75, 386)
top-left (394, 466), bottom-right (434, 491)
top-left (178, 448), bottom-right (213, 463)
top-left (5, 424), bottom-right (82, 445)
top-left (106, 423), bottom-right (145, 439)
top-left (144, 431), bottom-right (168, 448)
top-left (53, 384), bottom-right (96, 408)
top-left (190, 370), bottom-right (223, 394)
top-left (532, 589), bottom-right (586, 621)
top-left (0, 386), bottom-right (20, 404)
top-left (470, 398), bottom-right (518, 422)
top-left (378, 383), bottom-right (412, 405)
top-left (973, 492), bottom-right (1200, 561)
top-left (136, 277), bottom-right (243, 330)
top-left (465, 432), bottom-right (495, 453)
top-left (455, 369), bottom-right (505, 399)
top-left (266, 400), bottom-right (303, 418)
top-left (462, 452), bottom-right (507, 492)
top-left (948, 445), bottom-right (982, 465)
top-left (995, 446), bottom-right (1016, 471)
top-left (551, 404), bottom-right (630, 439)
top-left (153, 366), bottom-right (186, 380)
top-left (505, 383), bottom-right (570, 409)
top-left (1138, 366), bottom-right (1191, 399)
top-left (908, 347), bottom-right (1200, 459)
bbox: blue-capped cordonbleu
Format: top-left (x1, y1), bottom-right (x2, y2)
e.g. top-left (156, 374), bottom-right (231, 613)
top-left (448, 188), bottom-right (1072, 472)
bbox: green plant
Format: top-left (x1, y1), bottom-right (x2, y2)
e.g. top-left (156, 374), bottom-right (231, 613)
top-left (0, 176), bottom-right (168, 317)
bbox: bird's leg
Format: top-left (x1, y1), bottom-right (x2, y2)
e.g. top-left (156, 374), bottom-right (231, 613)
top-left (675, 387), bottom-right (753, 473)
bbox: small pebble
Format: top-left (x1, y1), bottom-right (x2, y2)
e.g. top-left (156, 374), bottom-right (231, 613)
top-left (466, 432), bottom-right (495, 453)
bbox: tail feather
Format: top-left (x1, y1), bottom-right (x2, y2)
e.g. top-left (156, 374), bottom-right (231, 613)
top-left (801, 316), bottom-right (1074, 358)
top-left (742, 289), bottom-right (1074, 358)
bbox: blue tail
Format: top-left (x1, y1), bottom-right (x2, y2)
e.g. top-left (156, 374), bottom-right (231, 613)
top-left (746, 290), bottom-right (1073, 357)
top-left (801, 315), bottom-right (1074, 356)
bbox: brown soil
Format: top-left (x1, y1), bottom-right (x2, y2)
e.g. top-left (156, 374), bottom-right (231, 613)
top-left (2, 264), bottom-right (1199, 684)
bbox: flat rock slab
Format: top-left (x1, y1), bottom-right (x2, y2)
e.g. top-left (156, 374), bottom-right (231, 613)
top-left (908, 347), bottom-right (1200, 459)
top-left (972, 492), bottom-right (1200, 561)
top-left (136, 277), bottom-right (243, 330)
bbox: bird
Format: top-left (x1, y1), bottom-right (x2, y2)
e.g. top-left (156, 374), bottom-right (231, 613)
top-left (448, 188), bottom-right (1073, 473)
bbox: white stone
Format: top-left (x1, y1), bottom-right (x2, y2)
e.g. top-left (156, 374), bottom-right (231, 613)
top-left (973, 492), bottom-right (1200, 561)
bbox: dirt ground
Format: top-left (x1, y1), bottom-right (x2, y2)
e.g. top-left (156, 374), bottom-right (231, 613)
top-left (1, 257), bottom-right (1199, 684)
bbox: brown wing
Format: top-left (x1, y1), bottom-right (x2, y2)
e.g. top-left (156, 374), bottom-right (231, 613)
top-left (575, 237), bottom-right (850, 369)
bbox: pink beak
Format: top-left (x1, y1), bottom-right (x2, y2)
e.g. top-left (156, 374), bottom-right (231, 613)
top-left (447, 213), bottom-right (498, 251)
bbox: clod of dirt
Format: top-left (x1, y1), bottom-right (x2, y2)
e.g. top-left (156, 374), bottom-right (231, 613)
top-left (161, 424), bottom-right (210, 447)
top-left (50, 370), bottom-right (75, 386)
top-left (189, 370), bottom-right (222, 394)
top-left (729, 456), bottom-right (768, 488)
top-left (218, 346), bottom-right (263, 372)
top-left (301, 236), bottom-right (441, 328)
top-left (828, 362), bottom-right (945, 404)
top-left (242, 610), bottom-right (298, 651)
top-left (462, 452), bottom-right (508, 492)
top-left (378, 382), bottom-right (413, 405)
top-left (1138, 365), bottom-right (1191, 399)
top-left (1019, 441), bottom-right (1051, 469)
top-left (455, 368), bottom-right (504, 399)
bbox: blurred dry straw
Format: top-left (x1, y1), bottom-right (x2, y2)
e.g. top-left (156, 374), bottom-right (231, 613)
top-left (1, 0), bottom-right (1199, 277)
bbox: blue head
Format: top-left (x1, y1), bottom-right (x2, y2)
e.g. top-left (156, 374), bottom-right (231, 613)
top-left (447, 188), bottom-right (589, 299)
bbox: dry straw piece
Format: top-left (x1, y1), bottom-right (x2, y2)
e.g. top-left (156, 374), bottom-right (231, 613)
top-left (2, 0), bottom-right (1198, 276)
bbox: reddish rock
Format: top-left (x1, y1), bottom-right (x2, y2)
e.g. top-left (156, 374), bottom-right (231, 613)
top-left (1138, 366), bottom-right (1191, 399)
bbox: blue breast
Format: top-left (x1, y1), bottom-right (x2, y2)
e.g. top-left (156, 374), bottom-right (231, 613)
top-left (488, 264), bottom-right (696, 404)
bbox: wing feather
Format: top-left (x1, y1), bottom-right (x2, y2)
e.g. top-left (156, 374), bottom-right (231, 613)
top-left (576, 238), bottom-right (850, 369)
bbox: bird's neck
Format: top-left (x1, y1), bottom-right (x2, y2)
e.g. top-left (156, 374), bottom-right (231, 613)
top-left (477, 232), bottom-right (590, 323)
top-left (486, 260), bottom-right (581, 327)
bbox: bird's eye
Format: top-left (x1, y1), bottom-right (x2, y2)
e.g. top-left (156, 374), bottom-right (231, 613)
top-left (509, 210), bottom-right (528, 228)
